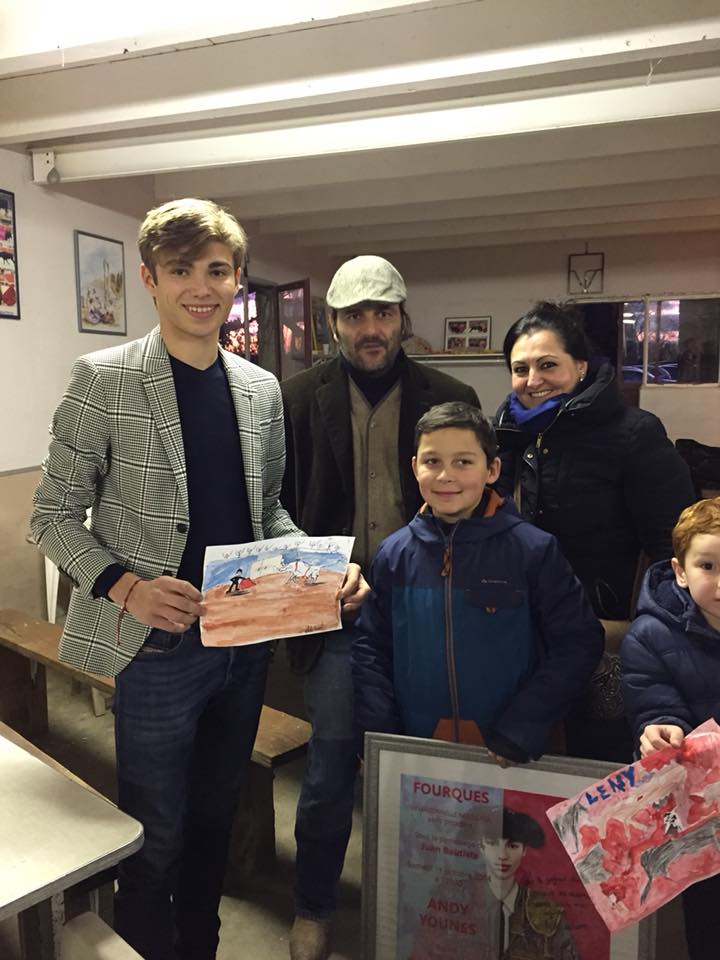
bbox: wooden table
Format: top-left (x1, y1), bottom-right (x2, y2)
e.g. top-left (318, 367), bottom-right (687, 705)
top-left (0, 723), bottom-right (143, 959)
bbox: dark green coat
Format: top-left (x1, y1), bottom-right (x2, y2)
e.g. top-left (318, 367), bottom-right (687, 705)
top-left (280, 352), bottom-right (481, 672)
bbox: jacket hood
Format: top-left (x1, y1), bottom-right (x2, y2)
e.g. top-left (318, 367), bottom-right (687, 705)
top-left (409, 491), bottom-right (524, 546)
top-left (496, 358), bottom-right (622, 428)
top-left (637, 559), bottom-right (719, 641)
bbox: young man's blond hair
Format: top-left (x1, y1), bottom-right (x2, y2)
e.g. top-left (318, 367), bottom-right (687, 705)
top-left (138, 198), bottom-right (248, 279)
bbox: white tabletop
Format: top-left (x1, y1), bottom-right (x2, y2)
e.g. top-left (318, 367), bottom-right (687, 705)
top-left (0, 731), bottom-right (143, 921)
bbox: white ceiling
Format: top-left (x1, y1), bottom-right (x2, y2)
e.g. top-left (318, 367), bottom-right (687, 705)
top-left (2, 0), bottom-right (720, 257)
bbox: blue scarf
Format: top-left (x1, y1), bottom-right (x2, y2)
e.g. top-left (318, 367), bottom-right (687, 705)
top-left (508, 392), bottom-right (567, 433)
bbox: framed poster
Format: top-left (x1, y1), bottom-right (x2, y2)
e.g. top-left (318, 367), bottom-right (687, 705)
top-left (74, 230), bottom-right (127, 335)
top-left (0, 189), bottom-right (20, 320)
top-left (363, 733), bottom-right (656, 960)
top-left (444, 316), bottom-right (491, 353)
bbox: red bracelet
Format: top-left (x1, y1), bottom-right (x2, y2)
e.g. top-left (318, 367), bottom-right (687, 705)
top-left (116, 577), bottom-right (142, 646)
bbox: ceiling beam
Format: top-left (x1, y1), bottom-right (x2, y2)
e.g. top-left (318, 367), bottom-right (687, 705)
top-left (3, 6), bottom-right (719, 143)
top-left (31, 73), bottom-right (720, 183)
top-left (0, 0), bottom-right (456, 78)
top-left (256, 176), bottom-right (720, 233)
top-left (327, 215), bottom-right (720, 254)
top-left (294, 197), bottom-right (720, 246)
top-left (154, 114), bottom-right (720, 199)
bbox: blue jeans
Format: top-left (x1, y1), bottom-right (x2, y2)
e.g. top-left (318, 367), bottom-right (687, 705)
top-left (113, 623), bottom-right (270, 960)
top-left (294, 630), bottom-right (358, 919)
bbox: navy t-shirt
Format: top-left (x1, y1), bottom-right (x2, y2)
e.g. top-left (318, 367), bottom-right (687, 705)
top-left (171, 354), bottom-right (252, 589)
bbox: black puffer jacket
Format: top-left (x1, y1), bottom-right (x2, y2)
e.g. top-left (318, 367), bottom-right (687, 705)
top-left (495, 361), bottom-right (694, 620)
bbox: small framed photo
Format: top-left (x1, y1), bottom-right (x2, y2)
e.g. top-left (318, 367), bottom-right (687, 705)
top-left (444, 316), bottom-right (491, 353)
top-left (74, 230), bottom-right (127, 335)
top-left (0, 189), bottom-right (20, 320)
top-left (363, 733), bottom-right (655, 960)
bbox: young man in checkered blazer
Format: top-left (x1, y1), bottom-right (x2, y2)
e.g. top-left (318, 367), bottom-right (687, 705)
top-left (31, 199), bottom-right (365, 960)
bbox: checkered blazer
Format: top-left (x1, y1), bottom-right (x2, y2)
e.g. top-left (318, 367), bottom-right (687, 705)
top-left (31, 326), bottom-right (299, 677)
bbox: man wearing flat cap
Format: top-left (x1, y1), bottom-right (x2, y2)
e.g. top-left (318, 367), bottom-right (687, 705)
top-left (280, 254), bottom-right (481, 959)
top-left (481, 809), bottom-right (579, 960)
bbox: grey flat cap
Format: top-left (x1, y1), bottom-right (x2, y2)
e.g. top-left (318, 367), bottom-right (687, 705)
top-left (326, 255), bottom-right (407, 309)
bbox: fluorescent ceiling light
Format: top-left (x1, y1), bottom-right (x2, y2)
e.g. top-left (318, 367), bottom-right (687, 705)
top-left (40, 73), bottom-right (720, 183)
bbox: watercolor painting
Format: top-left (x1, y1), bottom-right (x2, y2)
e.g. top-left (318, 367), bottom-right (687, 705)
top-left (201, 535), bottom-right (354, 646)
top-left (74, 230), bottom-right (126, 335)
top-left (548, 719), bottom-right (720, 932)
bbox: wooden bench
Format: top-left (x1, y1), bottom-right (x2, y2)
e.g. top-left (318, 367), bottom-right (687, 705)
top-left (0, 608), bottom-right (311, 879)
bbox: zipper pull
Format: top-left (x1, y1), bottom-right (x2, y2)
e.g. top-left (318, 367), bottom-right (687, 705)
top-left (441, 546), bottom-right (451, 577)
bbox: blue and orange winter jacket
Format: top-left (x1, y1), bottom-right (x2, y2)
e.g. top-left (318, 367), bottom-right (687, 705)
top-left (352, 492), bottom-right (603, 760)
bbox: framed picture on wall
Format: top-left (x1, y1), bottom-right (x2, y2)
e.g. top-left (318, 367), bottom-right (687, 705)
top-left (0, 189), bottom-right (20, 320)
top-left (444, 315), bottom-right (491, 353)
top-left (363, 733), bottom-right (656, 960)
top-left (74, 230), bottom-right (127, 335)
top-left (568, 250), bottom-right (604, 295)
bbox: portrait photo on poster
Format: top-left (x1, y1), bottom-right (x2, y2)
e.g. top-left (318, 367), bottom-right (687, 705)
top-left (0, 189), bottom-right (20, 320)
top-left (74, 230), bottom-right (127, 335)
top-left (362, 734), bottom-right (656, 960)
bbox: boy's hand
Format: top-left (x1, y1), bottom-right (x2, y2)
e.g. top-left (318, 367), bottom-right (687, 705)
top-left (337, 563), bottom-right (370, 614)
top-left (639, 724), bottom-right (685, 757)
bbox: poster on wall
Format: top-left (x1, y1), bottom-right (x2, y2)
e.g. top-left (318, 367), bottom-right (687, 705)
top-left (0, 189), bottom-right (20, 320)
top-left (74, 230), bottom-right (127, 335)
top-left (363, 733), bottom-right (656, 960)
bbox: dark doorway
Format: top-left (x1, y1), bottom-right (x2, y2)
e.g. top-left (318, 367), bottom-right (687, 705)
top-left (575, 301), bottom-right (639, 407)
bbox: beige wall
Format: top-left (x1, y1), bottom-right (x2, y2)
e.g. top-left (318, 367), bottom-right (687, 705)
top-left (395, 231), bottom-right (720, 438)
top-left (0, 147), bottom-right (158, 473)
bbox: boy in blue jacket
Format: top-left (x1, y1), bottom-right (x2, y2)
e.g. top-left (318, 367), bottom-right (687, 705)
top-left (621, 497), bottom-right (720, 960)
top-left (352, 402), bottom-right (603, 764)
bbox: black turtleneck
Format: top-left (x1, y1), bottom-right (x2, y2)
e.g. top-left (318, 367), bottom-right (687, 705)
top-left (341, 350), bottom-right (406, 408)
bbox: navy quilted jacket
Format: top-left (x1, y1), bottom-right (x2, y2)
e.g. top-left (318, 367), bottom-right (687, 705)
top-left (352, 494), bottom-right (603, 760)
top-left (621, 560), bottom-right (720, 742)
